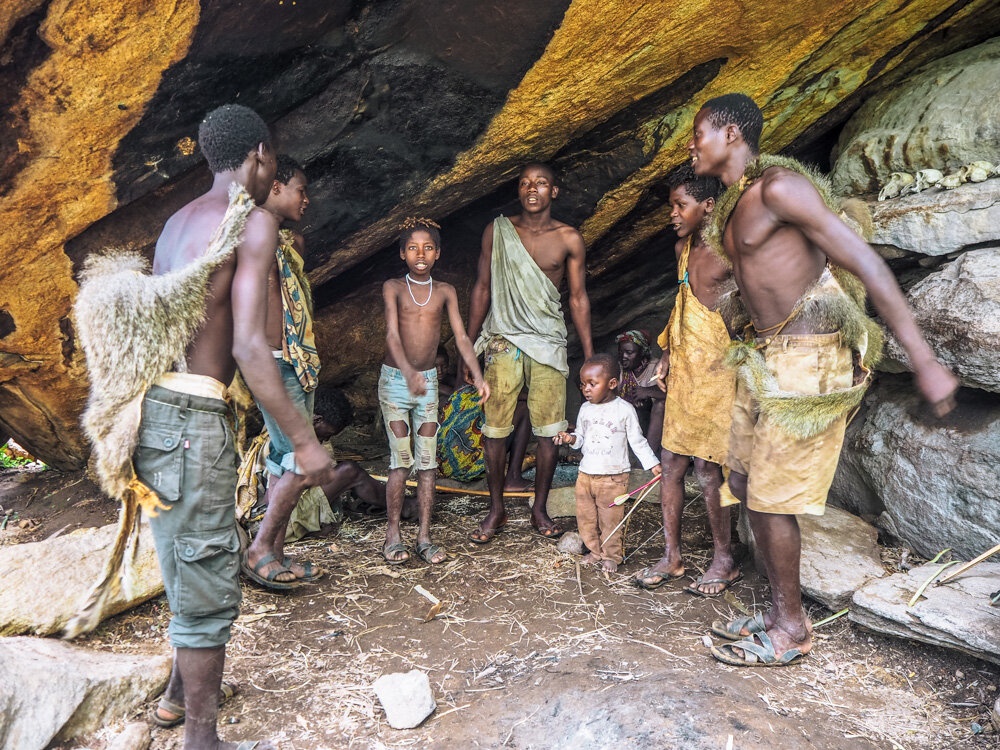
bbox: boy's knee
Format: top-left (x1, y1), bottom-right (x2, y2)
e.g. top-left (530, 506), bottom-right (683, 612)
top-left (388, 420), bottom-right (410, 438)
top-left (414, 423), bottom-right (437, 471)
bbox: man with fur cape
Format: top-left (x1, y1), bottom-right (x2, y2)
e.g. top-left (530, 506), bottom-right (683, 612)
top-left (689, 93), bottom-right (957, 668)
top-left (74, 104), bottom-right (335, 749)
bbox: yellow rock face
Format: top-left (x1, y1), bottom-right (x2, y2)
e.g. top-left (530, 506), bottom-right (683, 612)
top-left (0, 1), bottom-right (198, 467)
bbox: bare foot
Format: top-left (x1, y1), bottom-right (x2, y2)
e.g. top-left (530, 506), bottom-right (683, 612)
top-left (601, 559), bottom-right (618, 573)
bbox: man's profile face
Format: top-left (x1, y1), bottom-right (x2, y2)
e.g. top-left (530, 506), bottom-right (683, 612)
top-left (518, 166), bottom-right (558, 213)
top-left (688, 109), bottom-right (727, 178)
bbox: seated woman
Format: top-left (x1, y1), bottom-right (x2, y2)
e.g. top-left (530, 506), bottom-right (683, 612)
top-left (436, 349), bottom-right (532, 490)
top-left (616, 329), bottom-right (665, 452)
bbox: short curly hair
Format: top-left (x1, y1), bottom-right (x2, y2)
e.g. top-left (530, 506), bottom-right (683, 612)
top-left (582, 352), bottom-right (619, 380)
top-left (275, 154), bottom-right (304, 185)
top-left (398, 217), bottom-right (442, 251)
top-left (198, 104), bottom-right (271, 173)
top-left (314, 386), bottom-right (354, 434)
top-left (667, 162), bottom-right (723, 204)
top-left (701, 93), bottom-right (763, 153)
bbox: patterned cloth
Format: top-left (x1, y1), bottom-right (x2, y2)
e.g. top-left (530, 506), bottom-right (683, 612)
top-left (436, 385), bottom-right (487, 481)
top-left (277, 229), bottom-right (320, 392)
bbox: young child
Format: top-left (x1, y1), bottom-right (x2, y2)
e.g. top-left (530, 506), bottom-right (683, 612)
top-left (380, 218), bottom-right (489, 564)
top-left (555, 353), bottom-right (661, 572)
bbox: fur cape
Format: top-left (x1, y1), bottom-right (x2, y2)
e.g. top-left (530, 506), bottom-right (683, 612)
top-left (703, 155), bottom-right (885, 439)
top-left (64, 183), bottom-right (253, 639)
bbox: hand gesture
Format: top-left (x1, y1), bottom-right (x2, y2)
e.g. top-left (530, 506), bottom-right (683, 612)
top-left (293, 438), bottom-right (336, 486)
top-left (914, 359), bottom-right (959, 417)
top-left (474, 377), bottom-right (491, 404)
top-left (654, 351), bottom-right (670, 393)
top-left (651, 464), bottom-right (662, 477)
top-left (553, 431), bottom-right (574, 446)
top-left (405, 369), bottom-right (428, 397)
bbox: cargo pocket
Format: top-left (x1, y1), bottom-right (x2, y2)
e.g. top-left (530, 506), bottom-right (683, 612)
top-left (173, 527), bottom-right (242, 618)
top-left (134, 426), bottom-right (184, 503)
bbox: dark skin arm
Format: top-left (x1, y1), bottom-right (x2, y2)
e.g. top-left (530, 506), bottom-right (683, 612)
top-left (762, 172), bottom-right (959, 415)
top-left (231, 209), bottom-right (334, 482)
top-left (564, 228), bottom-right (594, 360)
top-left (655, 238), bottom-right (685, 391)
top-left (461, 222), bottom-right (495, 385)
top-left (442, 283), bottom-right (490, 402)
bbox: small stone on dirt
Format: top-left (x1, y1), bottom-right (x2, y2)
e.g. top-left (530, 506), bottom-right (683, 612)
top-left (373, 669), bottom-right (436, 729)
top-left (557, 531), bottom-right (585, 555)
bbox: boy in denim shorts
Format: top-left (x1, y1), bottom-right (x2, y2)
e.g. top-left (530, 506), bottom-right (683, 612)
top-left (379, 218), bottom-right (489, 564)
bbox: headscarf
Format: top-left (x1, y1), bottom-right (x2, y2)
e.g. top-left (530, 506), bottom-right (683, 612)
top-left (615, 329), bottom-right (652, 405)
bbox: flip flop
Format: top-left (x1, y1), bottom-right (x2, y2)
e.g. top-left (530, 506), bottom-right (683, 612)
top-left (684, 571), bottom-right (744, 598)
top-left (415, 541), bottom-right (447, 564)
top-left (282, 556), bottom-right (323, 583)
top-left (152, 681), bottom-right (237, 728)
top-left (469, 519), bottom-right (506, 545)
top-left (632, 567), bottom-right (685, 590)
top-left (240, 552), bottom-right (301, 591)
top-left (710, 611), bottom-right (768, 641)
top-left (530, 517), bottom-right (564, 539)
top-left (382, 542), bottom-right (410, 565)
top-left (710, 630), bottom-right (807, 667)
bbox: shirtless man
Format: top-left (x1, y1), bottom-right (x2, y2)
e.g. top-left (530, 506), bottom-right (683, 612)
top-left (465, 163), bottom-right (594, 543)
top-left (140, 104), bottom-right (334, 748)
top-left (689, 94), bottom-right (958, 666)
top-left (244, 154), bottom-right (324, 587)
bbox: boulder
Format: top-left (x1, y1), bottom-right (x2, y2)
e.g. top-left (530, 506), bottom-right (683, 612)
top-left (0, 518), bottom-right (163, 636)
top-left (373, 669), bottom-right (436, 729)
top-left (879, 248), bottom-right (1000, 393)
top-left (829, 377), bottom-right (1000, 561)
top-left (0, 636), bottom-right (170, 750)
top-left (832, 37), bottom-right (1000, 196)
top-left (868, 181), bottom-right (1000, 258)
top-left (850, 562), bottom-right (1000, 666)
top-left (798, 506), bottom-right (887, 610)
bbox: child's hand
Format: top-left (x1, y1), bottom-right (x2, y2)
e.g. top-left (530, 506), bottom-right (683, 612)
top-left (405, 370), bottom-right (428, 397)
top-left (651, 464), bottom-right (662, 477)
top-left (553, 431), bottom-right (574, 446)
top-left (474, 378), bottom-right (491, 404)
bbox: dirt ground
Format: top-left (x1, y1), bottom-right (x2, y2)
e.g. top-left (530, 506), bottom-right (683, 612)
top-left (2, 444), bottom-right (999, 750)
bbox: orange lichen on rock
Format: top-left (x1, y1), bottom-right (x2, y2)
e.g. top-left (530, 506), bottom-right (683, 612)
top-left (0, 0), bottom-right (199, 467)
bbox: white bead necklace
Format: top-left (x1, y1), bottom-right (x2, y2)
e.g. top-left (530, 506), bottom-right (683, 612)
top-left (405, 273), bottom-right (433, 307)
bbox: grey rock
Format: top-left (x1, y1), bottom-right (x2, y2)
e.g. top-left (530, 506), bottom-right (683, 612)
top-left (868, 181), bottom-right (1000, 257)
top-left (850, 562), bottom-right (1000, 666)
top-left (0, 517), bottom-right (163, 636)
top-left (373, 669), bottom-right (436, 729)
top-left (0, 637), bottom-right (170, 750)
top-left (880, 248), bottom-right (1000, 393)
top-left (829, 378), bottom-right (1000, 560)
top-left (832, 37), bottom-right (1000, 195)
top-left (798, 507), bottom-right (887, 610)
top-left (557, 531), bottom-right (586, 555)
top-left (106, 722), bottom-right (152, 750)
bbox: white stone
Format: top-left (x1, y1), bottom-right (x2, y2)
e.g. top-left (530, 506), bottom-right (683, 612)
top-left (850, 562), bottom-right (1000, 666)
top-left (373, 669), bottom-right (436, 729)
top-left (868, 181), bottom-right (1000, 257)
top-left (106, 722), bottom-right (152, 750)
top-left (0, 517), bottom-right (163, 636)
top-left (880, 248), bottom-right (1000, 393)
top-left (557, 531), bottom-right (585, 555)
top-left (0, 637), bottom-right (170, 750)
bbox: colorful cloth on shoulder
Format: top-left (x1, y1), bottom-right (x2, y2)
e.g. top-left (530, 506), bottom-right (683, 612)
top-left (437, 385), bottom-right (487, 481)
top-left (474, 215), bottom-right (569, 376)
top-left (617, 360), bottom-right (658, 406)
top-left (658, 236), bottom-right (736, 464)
top-left (277, 228), bottom-right (320, 392)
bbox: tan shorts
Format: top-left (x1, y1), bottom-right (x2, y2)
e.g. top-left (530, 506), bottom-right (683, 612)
top-left (481, 336), bottom-right (567, 439)
top-left (725, 332), bottom-right (852, 516)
